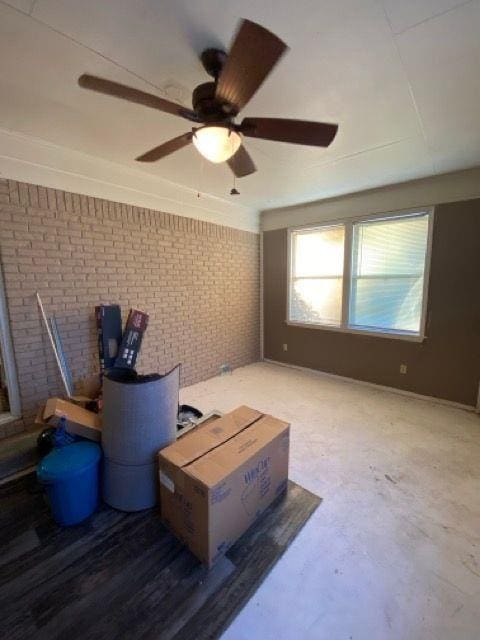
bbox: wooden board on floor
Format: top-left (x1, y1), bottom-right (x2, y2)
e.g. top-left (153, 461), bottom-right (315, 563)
top-left (0, 473), bottom-right (321, 640)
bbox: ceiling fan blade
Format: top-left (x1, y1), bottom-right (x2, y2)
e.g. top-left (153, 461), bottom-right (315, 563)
top-left (78, 74), bottom-right (199, 122)
top-left (135, 132), bottom-right (193, 162)
top-left (227, 145), bottom-right (257, 177)
top-left (239, 118), bottom-right (338, 147)
top-left (215, 19), bottom-right (287, 113)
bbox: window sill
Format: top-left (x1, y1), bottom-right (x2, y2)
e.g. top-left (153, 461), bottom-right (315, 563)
top-left (286, 320), bottom-right (426, 343)
top-left (0, 412), bottom-right (19, 426)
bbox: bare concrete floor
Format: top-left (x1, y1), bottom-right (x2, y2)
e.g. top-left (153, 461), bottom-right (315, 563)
top-left (180, 361), bottom-right (480, 640)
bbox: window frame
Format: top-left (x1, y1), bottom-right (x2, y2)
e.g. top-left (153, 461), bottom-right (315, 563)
top-left (286, 207), bottom-right (434, 342)
top-left (0, 264), bottom-right (21, 418)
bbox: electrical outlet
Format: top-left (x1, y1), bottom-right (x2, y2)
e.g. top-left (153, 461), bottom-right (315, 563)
top-left (400, 364), bottom-right (407, 375)
top-left (219, 363), bottom-right (232, 376)
top-left (282, 343), bottom-right (288, 352)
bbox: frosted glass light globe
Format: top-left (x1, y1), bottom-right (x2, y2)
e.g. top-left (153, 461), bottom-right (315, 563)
top-left (192, 126), bottom-right (242, 163)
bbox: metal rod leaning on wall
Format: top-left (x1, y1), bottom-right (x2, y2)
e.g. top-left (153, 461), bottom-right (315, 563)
top-left (36, 291), bottom-right (72, 397)
top-left (49, 315), bottom-right (74, 396)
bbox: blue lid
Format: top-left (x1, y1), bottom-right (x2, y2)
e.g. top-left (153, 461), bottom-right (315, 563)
top-left (37, 442), bottom-right (102, 482)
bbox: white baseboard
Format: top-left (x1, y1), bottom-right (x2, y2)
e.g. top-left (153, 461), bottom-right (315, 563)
top-left (263, 358), bottom-right (477, 413)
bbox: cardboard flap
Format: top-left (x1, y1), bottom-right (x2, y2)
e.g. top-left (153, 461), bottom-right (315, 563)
top-left (186, 414), bottom-right (290, 487)
top-left (159, 405), bottom-right (262, 468)
top-left (43, 397), bottom-right (101, 430)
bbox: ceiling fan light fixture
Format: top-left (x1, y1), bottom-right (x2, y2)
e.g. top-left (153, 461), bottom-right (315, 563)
top-left (78, 19), bottom-right (338, 180)
top-left (192, 125), bottom-right (242, 163)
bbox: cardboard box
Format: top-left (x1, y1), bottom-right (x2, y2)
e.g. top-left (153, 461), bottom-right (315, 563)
top-left (95, 304), bottom-right (122, 372)
top-left (36, 398), bottom-right (102, 442)
top-left (158, 405), bottom-right (290, 566)
top-left (68, 373), bottom-right (102, 411)
top-left (114, 309), bottom-right (149, 369)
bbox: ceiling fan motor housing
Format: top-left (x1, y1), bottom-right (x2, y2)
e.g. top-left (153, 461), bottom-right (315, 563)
top-left (200, 48), bottom-right (228, 79)
top-left (192, 81), bottom-right (237, 122)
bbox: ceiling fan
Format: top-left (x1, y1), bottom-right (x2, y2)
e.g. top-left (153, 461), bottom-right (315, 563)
top-left (78, 19), bottom-right (338, 178)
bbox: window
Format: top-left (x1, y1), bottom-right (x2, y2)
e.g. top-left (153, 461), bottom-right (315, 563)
top-left (288, 210), bottom-right (432, 339)
top-left (0, 266), bottom-right (21, 417)
top-left (290, 225), bottom-right (345, 326)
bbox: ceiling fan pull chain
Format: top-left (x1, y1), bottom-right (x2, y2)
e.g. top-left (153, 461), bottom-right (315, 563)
top-left (197, 154), bottom-right (205, 198)
top-left (230, 170), bottom-right (240, 196)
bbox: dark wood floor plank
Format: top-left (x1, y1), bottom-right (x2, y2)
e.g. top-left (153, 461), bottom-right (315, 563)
top-left (66, 547), bottom-right (202, 640)
top-left (29, 514), bottom-right (165, 628)
top-left (0, 529), bottom-right (40, 567)
top-left (0, 506), bottom-right (133, 589)
top-left (36, 536), bottom-right (187, 640)
top-left (0, 475), bottom-right (320, 640)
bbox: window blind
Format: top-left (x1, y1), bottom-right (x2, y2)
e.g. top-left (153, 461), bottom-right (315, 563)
top-left (349, 214), bottom-right (429, 333)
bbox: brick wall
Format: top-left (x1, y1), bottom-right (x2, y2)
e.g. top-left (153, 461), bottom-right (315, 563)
top-left (0, 178), bottom-right (260, 438)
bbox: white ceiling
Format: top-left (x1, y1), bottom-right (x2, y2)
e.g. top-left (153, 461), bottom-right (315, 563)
top-left (0, 0), bottom-right (479, 224)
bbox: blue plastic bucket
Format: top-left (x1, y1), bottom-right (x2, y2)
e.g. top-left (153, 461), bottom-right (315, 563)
top-left (37, 441), bottom-right (102, 526)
